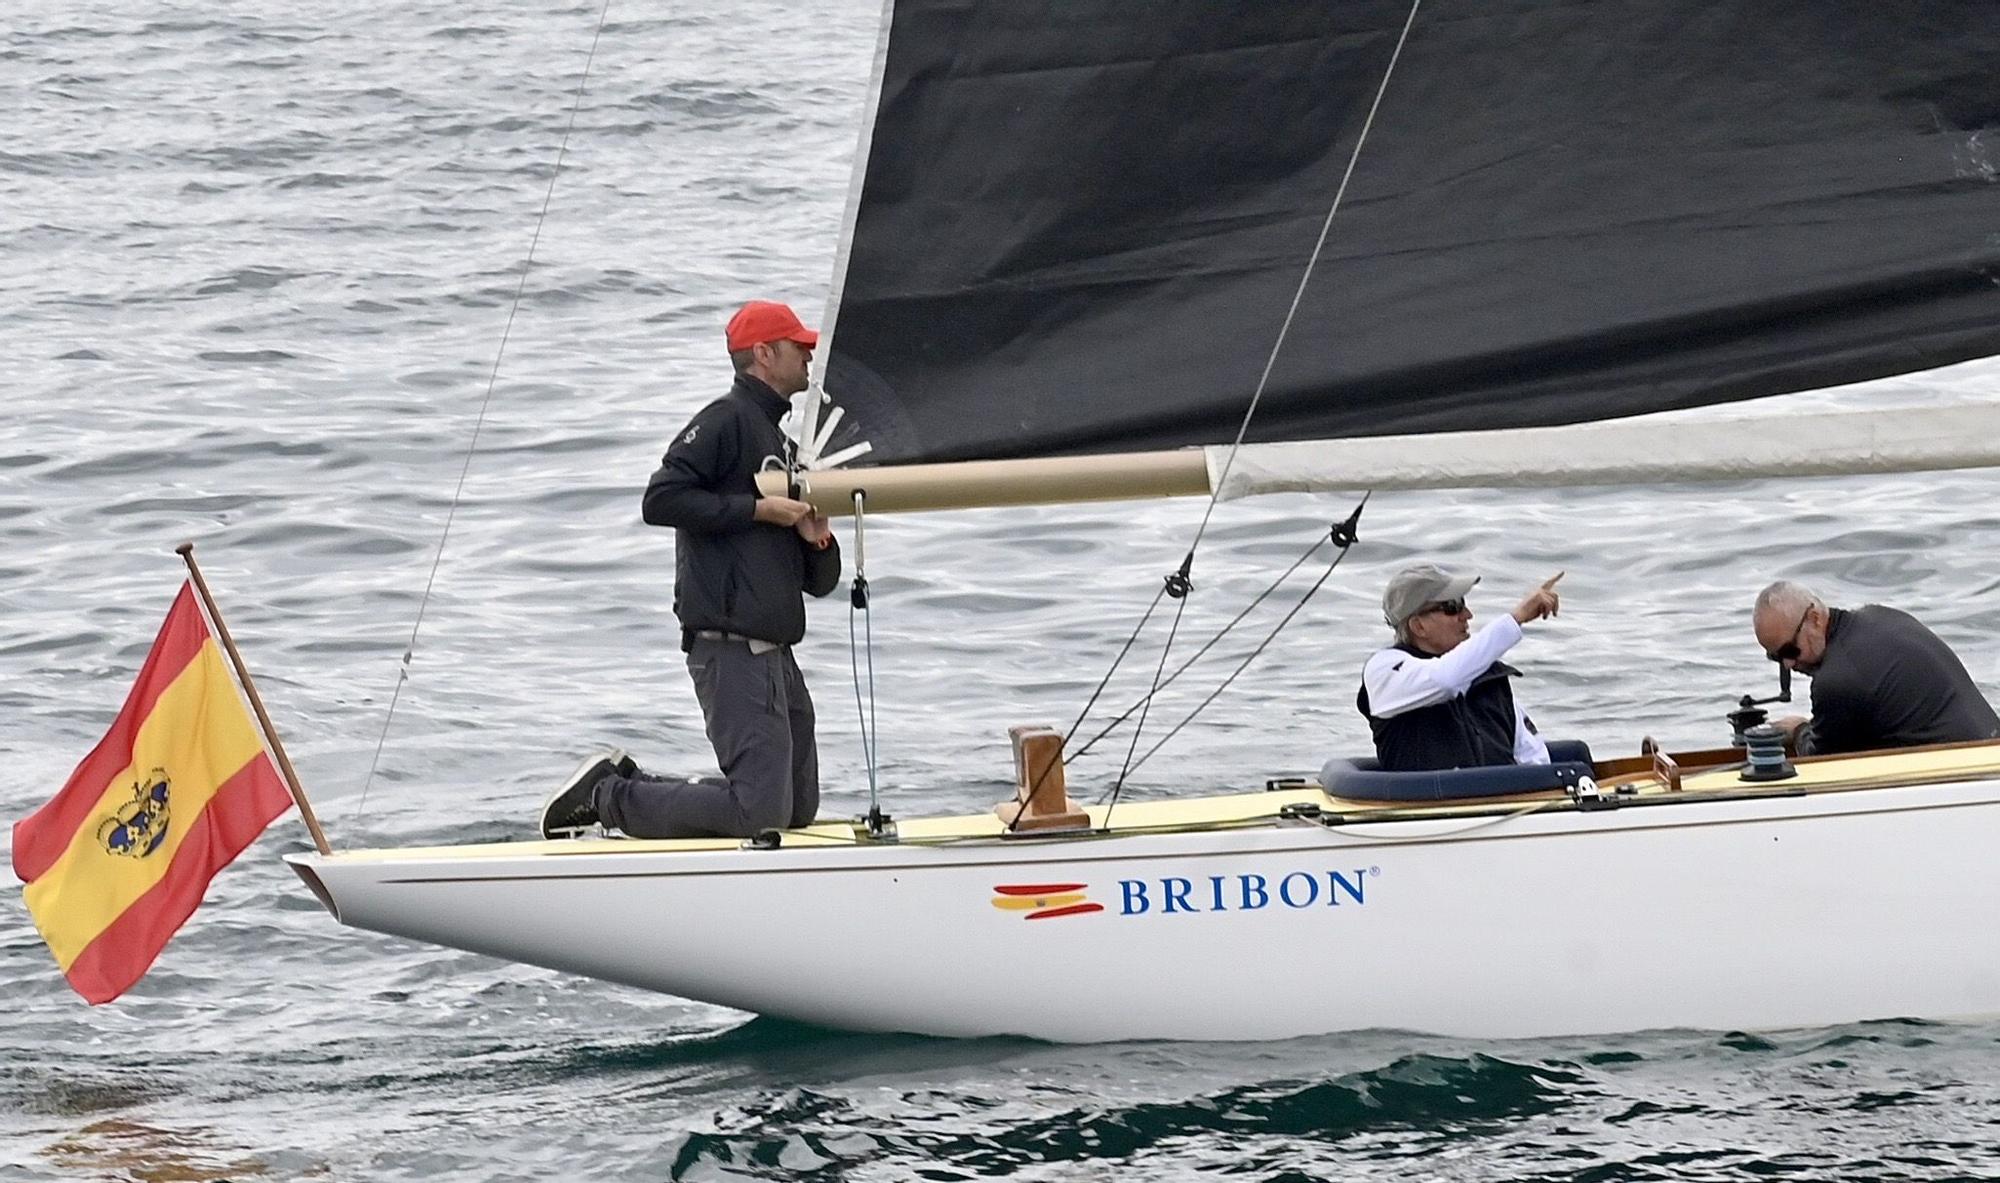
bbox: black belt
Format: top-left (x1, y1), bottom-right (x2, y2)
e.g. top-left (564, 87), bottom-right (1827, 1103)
top-left (690, 629), bottom-right (781, 653)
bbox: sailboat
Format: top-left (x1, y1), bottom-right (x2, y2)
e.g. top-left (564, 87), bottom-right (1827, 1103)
top-left (285, 0), bottom-right (2000, 1041)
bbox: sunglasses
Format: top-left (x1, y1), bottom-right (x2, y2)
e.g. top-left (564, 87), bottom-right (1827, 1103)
top-left (1765, 606), bottom-right (1811, 663)
top-left (1422, 598), bottom-right (1466, 617)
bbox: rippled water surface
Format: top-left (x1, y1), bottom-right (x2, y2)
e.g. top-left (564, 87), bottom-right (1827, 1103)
top-left (7, 2), bottom-right (2000, 1179)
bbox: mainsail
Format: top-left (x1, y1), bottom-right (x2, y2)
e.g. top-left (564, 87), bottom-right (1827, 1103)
top-left (807, 0), bottom-right (2000, 502)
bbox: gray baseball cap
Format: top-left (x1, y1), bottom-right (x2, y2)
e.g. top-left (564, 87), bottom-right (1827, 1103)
top-left (1382, 563), bottom-right (1480, 628)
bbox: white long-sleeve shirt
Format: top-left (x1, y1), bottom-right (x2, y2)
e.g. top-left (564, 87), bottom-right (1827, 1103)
top-left (1361, 615), bottom-right (1551, 765)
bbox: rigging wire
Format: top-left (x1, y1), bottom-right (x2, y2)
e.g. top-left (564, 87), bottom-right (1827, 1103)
top-left (1009, 505), bottom-right (1356, 828)
top-left (1102, 584), bottom-right (1197, 822)
top-left (846, 492), bottom-right (883, 825)
top-left (1185, 0), bottom-right (1424, 555)
top-left (996, 577), bottom-right (1170, 832)
top-left (848, 603), bottom-right (880, 814)
top-left (1097, 501), bottom-right (1362, 817)
top-left (1061, 583), bottom-right (1174, 751)
top-left (1094, 0), bottom-right (1423, 827)
top-left (1065, 527), bottom-right (1337, 765)
top-left (1119, 533), bottom-right (1359, 782)
top-left (352, 0), bottom-right (618, 819)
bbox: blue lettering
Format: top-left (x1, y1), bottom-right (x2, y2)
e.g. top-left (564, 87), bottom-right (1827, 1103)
top-left (1279, 871), bottom-right (1319, 908)
top-left (1328, 870), bottom-right (1366, 905)
top-left (1124, 869), bottom-right (1368, 916)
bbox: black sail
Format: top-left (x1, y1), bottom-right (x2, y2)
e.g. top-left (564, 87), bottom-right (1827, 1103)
top-left (819, 0), bottom-right (2000, 467)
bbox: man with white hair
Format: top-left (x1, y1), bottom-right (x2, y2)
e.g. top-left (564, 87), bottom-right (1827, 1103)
top-left (1751, 581), bottom-right (1999, 756)
top-left (1357, 564), bottom-right (1565, 772)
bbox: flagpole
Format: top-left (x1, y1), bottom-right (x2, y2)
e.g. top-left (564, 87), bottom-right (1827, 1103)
top-left (175, 543), bottom-right (333, 856)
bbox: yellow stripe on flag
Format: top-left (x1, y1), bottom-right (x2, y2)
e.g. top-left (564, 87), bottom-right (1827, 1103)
top-left (22, 639), bottom-right (266, 971)
top-left (990, 893), bottom-right (1089, 911)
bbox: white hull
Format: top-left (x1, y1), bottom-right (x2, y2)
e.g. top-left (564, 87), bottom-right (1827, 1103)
top-left (288, 766), bottom-right (2000, 1042)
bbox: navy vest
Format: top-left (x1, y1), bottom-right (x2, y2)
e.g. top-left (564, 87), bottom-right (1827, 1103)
top-left (1357, 642), bottom-right (1523, 772)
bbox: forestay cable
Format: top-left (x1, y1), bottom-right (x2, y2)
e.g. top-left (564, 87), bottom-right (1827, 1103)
top-left (1098, 0), bottom-right (1423, 825)
top-left (1185, 0), bottom-right (1424, 559)
top-left (353, 0), bottom-right (618, 817)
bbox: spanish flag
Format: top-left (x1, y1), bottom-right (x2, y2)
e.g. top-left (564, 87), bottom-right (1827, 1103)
top-left (12, 583), bottom-right (293, 1003)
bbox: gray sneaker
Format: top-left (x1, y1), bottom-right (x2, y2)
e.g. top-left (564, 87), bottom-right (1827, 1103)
top-left (538, 748), bottom-right (634, 838)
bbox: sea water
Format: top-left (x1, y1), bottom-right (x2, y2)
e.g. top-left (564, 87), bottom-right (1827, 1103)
top-left (6, 2), bottom-right (2000, 1179)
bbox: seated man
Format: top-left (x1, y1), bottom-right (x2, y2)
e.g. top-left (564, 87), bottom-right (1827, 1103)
top-left (1752, 581), bottom-right (2000, 755)
top-left (1358, 564), bottom-right (1563, 772)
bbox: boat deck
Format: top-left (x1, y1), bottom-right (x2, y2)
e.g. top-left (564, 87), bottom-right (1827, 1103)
top-left (327, 740), bottom-right (2000, 863)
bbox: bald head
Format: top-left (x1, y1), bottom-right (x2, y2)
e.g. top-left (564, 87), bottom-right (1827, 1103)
top-left (1754, 580), bottom-right (1821, 625)
top-left (1753, 580), bottom-right (1832, 670)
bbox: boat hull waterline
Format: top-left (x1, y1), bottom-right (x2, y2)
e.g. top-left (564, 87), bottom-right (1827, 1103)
top-left (286, 773), bottom-right (2000, 1042)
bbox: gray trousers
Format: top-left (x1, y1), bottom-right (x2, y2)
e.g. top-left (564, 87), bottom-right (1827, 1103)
top-left (595, 636), bottom-right (820, 838)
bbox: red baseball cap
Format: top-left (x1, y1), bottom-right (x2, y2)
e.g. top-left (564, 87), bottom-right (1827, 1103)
top-left (725, 300), bottom-right (819, 352)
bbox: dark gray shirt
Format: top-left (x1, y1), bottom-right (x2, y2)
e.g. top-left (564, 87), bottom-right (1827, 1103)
top-left (1799, 605), bottom-right (2000, 756)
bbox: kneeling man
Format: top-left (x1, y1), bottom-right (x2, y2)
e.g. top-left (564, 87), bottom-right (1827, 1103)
top-left (1358, 564), bottom-right (1563, 772)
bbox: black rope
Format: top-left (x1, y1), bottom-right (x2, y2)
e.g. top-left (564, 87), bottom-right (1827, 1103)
top-left (1046, 0), bottom-right (1419, 825)
top-left (1059, 580), bottom-right (1174, 749)
top-left (1066, 527), bottom-right (1338, 765)
top-left (1124, 534), bottom-right (1361, 780)
top-left (999, 577), bottom-right (1172, 832)
top-left (1097, 499), bottom-right (1363, 826)
top-left (848, 582), bottom-right (879, 818)
top-left (846, 490), bottom-right (886, 833)
top-left (1100, 579), bottom-right (1199, 826)
top-left (1010, 502), bottom-right (1366, 832)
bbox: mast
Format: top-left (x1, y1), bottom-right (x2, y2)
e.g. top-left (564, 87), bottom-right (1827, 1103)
top-left (794, 0), bottom-right (900, 471)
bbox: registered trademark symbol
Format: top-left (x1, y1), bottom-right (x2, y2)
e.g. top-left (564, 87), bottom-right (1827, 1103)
top-left (1368, 865), bottom-right (1380, 877)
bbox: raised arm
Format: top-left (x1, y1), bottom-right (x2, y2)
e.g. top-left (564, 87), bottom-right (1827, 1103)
top-left (1363, 615), bottom-right (1527, 718)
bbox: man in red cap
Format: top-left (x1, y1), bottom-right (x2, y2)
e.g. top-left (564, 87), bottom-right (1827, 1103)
top-left (541, 300), bottom-right (842, 839)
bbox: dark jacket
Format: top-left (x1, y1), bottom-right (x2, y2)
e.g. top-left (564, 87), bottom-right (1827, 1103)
top-left (1357, 642), bottom-right (1523, 772)
top-left (642, 375), bottom-right (841, 647)
top-left (1799, 605), bottom-right (2000, 755)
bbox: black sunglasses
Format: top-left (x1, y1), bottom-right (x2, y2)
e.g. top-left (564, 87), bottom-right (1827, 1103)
top-left (1423, 598), bottom-right (1466, 617)
top-left (1765, 606), bottom-right (1812, 663)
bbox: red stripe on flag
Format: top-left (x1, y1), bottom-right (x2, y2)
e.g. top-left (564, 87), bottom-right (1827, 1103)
top-left (61, 756), bottom-right (292, 1005)
top-left (12, 584), bottom-right (211, 884)
top-left (993, 883), bottom-right (1086, 896)
top-left (1025, 903), bottom-right (1104, 920)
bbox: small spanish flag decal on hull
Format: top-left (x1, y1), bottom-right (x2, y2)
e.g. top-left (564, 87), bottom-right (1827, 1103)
top-left (991, 883), bottom-right (1103, 920)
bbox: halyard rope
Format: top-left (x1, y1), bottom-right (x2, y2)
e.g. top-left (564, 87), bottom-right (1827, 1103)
top-left (848, 492), bottom-right (883, 822)
top-left (1195, 0), bottom-right (1426, 534)
top-left (1098, 0), bottom-right (1425, 827)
